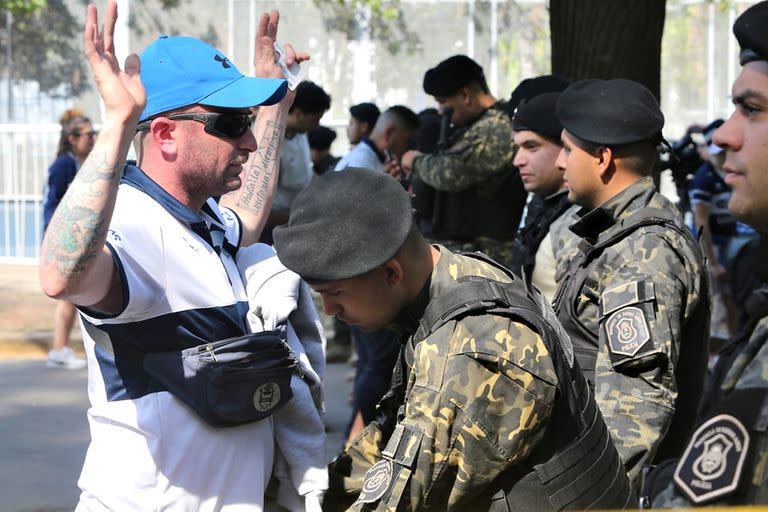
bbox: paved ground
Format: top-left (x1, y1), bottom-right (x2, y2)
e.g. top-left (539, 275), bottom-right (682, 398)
top-left (0, 263), bottom-right (353, 512)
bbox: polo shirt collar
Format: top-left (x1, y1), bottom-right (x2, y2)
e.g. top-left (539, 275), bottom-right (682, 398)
top-left (121, 162), bottom-right (224, 227)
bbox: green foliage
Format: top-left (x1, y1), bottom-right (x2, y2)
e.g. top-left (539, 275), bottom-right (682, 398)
top-left (1, 0), bottom-right (46, 15)
top-left (1, 0), bottom-right (86, 97)
top-left (312, 0), bottom-right (420, 55)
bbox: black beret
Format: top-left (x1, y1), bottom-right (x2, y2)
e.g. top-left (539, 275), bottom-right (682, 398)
top-left (509, 75), bottom-right (570, 111)
top-left (734, 2), bottom-right (768, 65)
top-left (273, 168), bottom-right (413, 282)
top-left (307, 125), bottom-right (337, 151)
top-left (513, 92), bottom-right (563, 141)
top-left (349, 102), bottom-right (381, 126)
top-left (423, 55), bottom-right (486, 97)
top-left (556, 79), bottom-right (664, 145)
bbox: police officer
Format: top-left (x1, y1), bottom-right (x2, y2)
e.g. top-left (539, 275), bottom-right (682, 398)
top-left (646, 1), bottom-right (768, 506)
top-left (398, 55), bottom-right (525, 267)
top-left (551, 79), bottom-right (711, 487)
top-left (273, 168), bottom-right (632, 511)
top-left (510, 91), bottom-right (580, 302)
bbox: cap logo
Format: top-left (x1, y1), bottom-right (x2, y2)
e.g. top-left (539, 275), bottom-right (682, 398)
top-left (214, 54), bottom-right (231, 69)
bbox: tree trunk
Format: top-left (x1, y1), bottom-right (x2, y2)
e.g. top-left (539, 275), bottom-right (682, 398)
top-left (550, 0), bottom-right (666, 101)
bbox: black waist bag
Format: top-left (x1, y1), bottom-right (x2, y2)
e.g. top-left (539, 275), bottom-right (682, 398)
top-left (143, 330), bottom-right (298, 427)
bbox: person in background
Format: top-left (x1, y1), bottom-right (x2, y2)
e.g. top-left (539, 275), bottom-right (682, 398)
top-left (335, 105), bottom-right (419, 173)
top-left (346, 102), bottom-right (380, 147)
top-left (334, 105), bottom-right (420, 440)
top-left (307, 125), bottom-right (339, 176)
top-left (42, 108), bottom-right (95, 370)
top-left (509, 91), bottom-right (579, 302)
top-left (261, 80), bottom-right (331, 244)
top-left (398, 55), bottom-right (525, 268)
top-left (690, 119), bottom-right (738, 342)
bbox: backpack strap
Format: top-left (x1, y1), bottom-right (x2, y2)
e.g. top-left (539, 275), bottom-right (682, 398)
top-left (414, 269), bottom-right (586, 431)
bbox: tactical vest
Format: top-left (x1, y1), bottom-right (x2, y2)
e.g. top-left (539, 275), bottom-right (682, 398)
top-left (391, 253), bottom-right (634, 510)
top-left (552, 207), bottom-right (711, 463)
top-left (510, 191), bottom-right (572, 278)
top-left (426, 104), bottom-right (526, 243)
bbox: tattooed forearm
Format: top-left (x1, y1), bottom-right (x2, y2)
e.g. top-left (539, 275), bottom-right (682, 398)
top-left (237, 119), bottom-right (283, 213)
top-left (42, 151), bottom-right (121, 277)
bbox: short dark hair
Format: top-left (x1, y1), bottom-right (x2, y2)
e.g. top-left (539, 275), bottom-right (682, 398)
top-left (307, 125), bottom-right (337, 151)
top-left (385, 105), bottom-right (420, 131)
top-left (291, 81), bottom-right (331, 114)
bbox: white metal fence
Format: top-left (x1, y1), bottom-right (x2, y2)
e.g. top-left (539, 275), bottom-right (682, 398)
top-left (0, 121), bottom-right (351, 264)
top-left (0, 124), bottom-right (59, 264)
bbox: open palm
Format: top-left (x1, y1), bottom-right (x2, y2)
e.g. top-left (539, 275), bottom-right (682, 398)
top-left (84, 1), bottom-right (146, 124)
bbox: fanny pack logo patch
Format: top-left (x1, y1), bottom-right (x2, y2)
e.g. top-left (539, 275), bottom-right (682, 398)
top-left (253, 382), bottom-right (281, 412)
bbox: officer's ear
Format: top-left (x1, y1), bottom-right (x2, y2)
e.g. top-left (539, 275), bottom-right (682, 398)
top-left (381, 258), bottom-right (405, 287)
top-left (595, 145), bottom-right (615, 178)
top-left (458, 87), bottom-right (472, 106)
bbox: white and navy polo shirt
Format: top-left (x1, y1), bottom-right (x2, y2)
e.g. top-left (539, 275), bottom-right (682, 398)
top-left (76, 164), bottom-right (274, 512)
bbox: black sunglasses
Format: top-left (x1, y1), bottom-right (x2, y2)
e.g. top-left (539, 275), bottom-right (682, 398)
top-left (136, 112), bottom-right (254, 139)
top-left (74, 130), bottom-right (97, 138)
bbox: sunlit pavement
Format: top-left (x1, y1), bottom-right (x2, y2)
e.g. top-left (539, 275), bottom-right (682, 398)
top-left (0, 359), bottom-right (352, 512)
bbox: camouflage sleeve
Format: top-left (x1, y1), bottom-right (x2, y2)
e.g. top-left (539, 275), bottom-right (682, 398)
top-left (593, 236), bottom-right (697, 485)
top-left (348, 317), bottom-right (558, 511)
top-left (549, 205), bottom-right (582, 287)
top-left (650, 317), bottom-right (768, 508)
top-left (411, 111), bottom-right (515, 193)
top-left (323, 421), bottom-right (386, 512)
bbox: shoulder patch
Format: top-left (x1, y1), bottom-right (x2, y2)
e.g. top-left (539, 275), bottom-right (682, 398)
top-left (673, 414), bottom-right (750, 504)
top-left (604, 306), bottom-right (650, 357)
top-left (357, 459), bottom-right (394, 504)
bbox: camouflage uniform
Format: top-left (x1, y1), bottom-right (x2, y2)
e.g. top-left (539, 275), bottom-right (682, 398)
top-left (324, 246), bottom-right (560, 511)
top-left (551, 204), bottom-right (582, 287)
top-left (411, 104), bottom-right (525, 267)
top-left (649, 298), bottom-right (768, 506)
top-left (552, 177), bottom-right (710, 486)
top-left (509, 191), bottom-right (580, 302)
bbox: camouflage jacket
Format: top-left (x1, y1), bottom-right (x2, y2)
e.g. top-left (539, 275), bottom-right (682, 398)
top-left (411, 103), bottom-right (516, 193)
top-left (553, 177), bottom-right (710, 486)
top-left (325, 247), bottom-right (559, 511)
top-left (551, 204), bottom-right (582, 287)
top-left (651, 308), bottom-right (768, 507)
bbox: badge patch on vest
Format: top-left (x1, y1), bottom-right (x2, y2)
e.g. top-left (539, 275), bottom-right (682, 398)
top-left (604, 306), bottom-right (650, 357)
top-left (673, 414), bottom-right (750, 504)
top-left (357, 459), bottom-right (394, 504)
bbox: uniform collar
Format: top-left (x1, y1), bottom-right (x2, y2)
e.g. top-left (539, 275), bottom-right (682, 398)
top-left (570, 176), bottom-right (656, 242)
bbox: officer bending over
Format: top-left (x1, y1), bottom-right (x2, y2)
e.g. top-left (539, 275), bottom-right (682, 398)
top-left (273, 168), bottom-right (633, 511)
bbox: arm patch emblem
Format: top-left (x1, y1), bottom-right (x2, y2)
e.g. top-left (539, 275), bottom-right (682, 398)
top-left (673, 414), bottom-right (750, 504)
top-left (357, 459), bottom-right (394, 504)
top-left (604, 306), bottom-right (650, 357)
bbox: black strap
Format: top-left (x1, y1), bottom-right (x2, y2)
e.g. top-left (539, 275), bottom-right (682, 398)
top-left (414, 275), bottom-right (586, 431)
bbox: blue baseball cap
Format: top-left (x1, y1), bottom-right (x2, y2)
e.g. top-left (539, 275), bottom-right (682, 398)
top-left (139, 35), bottom-right (288, 121)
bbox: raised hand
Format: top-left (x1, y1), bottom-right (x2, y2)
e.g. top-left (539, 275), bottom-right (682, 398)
top-left (253, 10), bottom-right (310, 103)
top-left (84, 1), bottom-right (146, 124)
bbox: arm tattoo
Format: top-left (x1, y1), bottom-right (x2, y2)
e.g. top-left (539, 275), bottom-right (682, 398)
top-left (237, 119), bottom-right (283, 213)
top-left (43, 152), bottom-right (121, 276)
